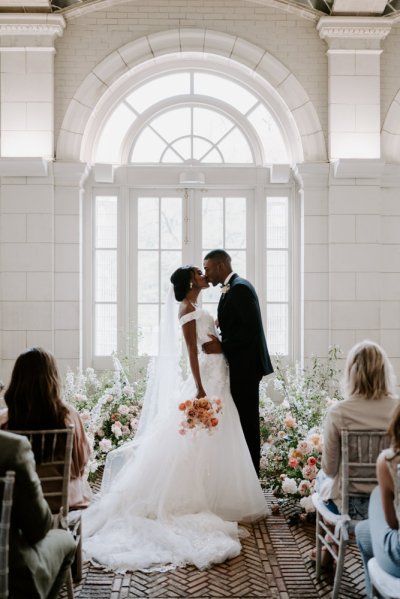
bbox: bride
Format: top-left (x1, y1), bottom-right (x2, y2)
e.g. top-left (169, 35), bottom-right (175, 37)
top-left (83, 265), bottom-right (269, 572)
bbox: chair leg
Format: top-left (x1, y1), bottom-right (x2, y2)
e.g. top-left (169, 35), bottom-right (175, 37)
top-left (331, 538), bottom-right (346, 599)
top-left (315, 511), bottom-right (322, 579)
top-left (66, 567), bottom-right (74, 599)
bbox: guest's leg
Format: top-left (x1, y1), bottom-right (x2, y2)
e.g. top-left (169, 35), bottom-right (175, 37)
top-left (355, 519), bottom-right (373, 598)
top-left (368, 485), bottom-right (400, 577)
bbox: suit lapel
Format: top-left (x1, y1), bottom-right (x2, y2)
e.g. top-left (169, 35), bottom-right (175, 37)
top-left (217, 273), bottom-right (238, 318)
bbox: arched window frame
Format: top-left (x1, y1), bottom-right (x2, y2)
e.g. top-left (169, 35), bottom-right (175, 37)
top-left (81, 61), bottom-right (301, 370)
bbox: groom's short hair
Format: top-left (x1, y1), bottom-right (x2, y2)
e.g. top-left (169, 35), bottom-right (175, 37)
top-left (204, 249), bottom-right (231, 265)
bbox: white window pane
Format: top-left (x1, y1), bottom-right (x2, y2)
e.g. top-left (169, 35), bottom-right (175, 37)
top-left (228, 250), bottom-right (246, 278)
top-left (95, 304), bottom-right (117, 356)
top-left (217, 128), bottom-right (253, 163)
top-left (95, 197), bottom-right (117, 248)
top-left (248, 104), bottom-right (289, 164)
top-left (95, 250), bottom-right (117, 302)
top-left (267, 197), bottom-right (288, 248)
top-left (161, 197), bottom-right (182, 249)
top-left (138, 251), bottom-right (159, 302)
top-left (201, 148), bottom-right (222, 163)
top-left (202, 196), bottom-right (223, 248)
top-left (162, 148), bottom-right (184, 163)
top-left (130, 127), bottom-right (166, 162)
top-left (151, 108), bottom-right (191, 143)
top-left (193, 137), bottom-right (212, 161)
top-left (201, 285), bottom-right (221, 304)
top-left (267, 304), bottom-right (288, 355)
top-left (138, 304), bottom-right (159, 356)
top-left (161, 251), bottom-right (182, 301)
top-left (225, 197), bottom-right (246, 248)
top-left (194, 73), bottom-right (257, 114)
top-left (96, 104), bottom-right (136, 163)
top-left (267, 250), bottom-right (288, 302)
top-left (193, 107), bottom-right (233, 143)
top-left (170, 137), bottom-right (191, 161)
top-left (126, 73), bottom-right (190, 113)
top-left (138, 197), bottom-right (159, 249)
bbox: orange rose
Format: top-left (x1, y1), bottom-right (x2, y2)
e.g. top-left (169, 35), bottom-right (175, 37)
top-left (211, 418), bottom-right (218, 427)
top-left (178, 402), bottom-right (186, 411)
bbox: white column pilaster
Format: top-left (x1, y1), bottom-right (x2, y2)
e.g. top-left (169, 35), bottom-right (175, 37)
top-left (318, 17), bottom-right (391, 160)
top-left (0, 15), bottom-right (65, 158)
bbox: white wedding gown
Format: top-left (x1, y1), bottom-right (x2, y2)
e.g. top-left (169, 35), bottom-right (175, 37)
top-left (83, 308), bottom-right (269, 573)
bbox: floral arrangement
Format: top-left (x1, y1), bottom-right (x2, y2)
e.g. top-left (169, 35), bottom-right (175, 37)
top-left (178, 396), bottom-right (223, 435)
top-left (259, 346), bottom-right (343, 511)
top-left (63, 356), bottom-right (147, 478)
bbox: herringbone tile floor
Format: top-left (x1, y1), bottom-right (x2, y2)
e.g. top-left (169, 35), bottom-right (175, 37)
top-left (60, 492), bottom-right (367, 599)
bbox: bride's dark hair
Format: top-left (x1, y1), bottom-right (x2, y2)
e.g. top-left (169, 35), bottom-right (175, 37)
top-left (170, 266), bottom-right (194, 301)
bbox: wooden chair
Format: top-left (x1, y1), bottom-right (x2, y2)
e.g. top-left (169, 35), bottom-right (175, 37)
top-left (0, 471), bottom-right (15, 599)
top-left (368, 463), bottom-right (400, 599)
top-left (10, 427), bottom-right (79, 599)
top-left (312, 430), bottom-right (390, 599)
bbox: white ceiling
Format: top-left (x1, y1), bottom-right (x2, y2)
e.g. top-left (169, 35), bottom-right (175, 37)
top-left (1, 0), bottom-right (400, 18)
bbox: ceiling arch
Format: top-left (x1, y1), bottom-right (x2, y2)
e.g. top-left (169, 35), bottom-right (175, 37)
top-left (56, 28), bottom-right (326, 164)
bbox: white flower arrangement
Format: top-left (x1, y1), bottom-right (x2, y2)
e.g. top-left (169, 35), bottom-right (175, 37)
top-left (63, 356), bottom-right (147, 479)
top-left (260, 346), bottom-right (343, 511)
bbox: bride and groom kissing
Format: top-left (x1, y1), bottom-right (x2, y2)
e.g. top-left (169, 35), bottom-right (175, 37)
top-left (83, 249), bottom-right (274, 573)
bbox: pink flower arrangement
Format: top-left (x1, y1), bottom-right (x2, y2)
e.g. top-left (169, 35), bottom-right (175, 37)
top-left (178, 396), bottom-right (222, 435)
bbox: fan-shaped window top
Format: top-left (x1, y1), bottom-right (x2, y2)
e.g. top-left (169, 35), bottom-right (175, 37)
top-left (94, 71), bottom-right (289, 165)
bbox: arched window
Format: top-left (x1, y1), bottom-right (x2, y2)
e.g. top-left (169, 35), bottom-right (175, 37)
top-left (85, 67), bottom-right (297, 369)
top-left (94, 70), bottom-right (289, 165)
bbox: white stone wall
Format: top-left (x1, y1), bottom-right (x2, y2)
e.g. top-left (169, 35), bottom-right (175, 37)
top-left (54, 1), bottom-right (328, 142)
top-left (0, 2), bottom-right (400, 387)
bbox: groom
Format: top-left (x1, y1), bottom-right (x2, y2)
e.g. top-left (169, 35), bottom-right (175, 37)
top-left (202, 249), bottom-right (273, 476)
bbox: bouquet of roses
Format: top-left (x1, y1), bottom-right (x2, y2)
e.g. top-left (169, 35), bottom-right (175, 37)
top-left (178, 396), bottom-right (222, 435)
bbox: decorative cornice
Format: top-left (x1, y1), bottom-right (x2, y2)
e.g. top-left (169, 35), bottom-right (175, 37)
top-left (318, 16), bottom-right (391, 46)
top-left (0, 14), bottom-right (65, 40)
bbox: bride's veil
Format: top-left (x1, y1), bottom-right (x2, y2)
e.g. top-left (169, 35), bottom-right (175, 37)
top-left (101, 286), bottom-right (181, 493)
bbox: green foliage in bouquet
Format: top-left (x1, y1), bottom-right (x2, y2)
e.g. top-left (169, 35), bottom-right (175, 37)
top-left (259, 346), bottom-right (343, 511)
top-left (63, 356), bottom-right (147, 480)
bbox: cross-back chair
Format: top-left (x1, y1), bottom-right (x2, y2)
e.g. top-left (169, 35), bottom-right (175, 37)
top-left (312, 429), bottom-right (390, 599)
top-left (9, 426), bottom-right (79, 599)
top-left (0, 471), bottom-right (15, 599)
top-left (368, 463), bottom-right (400, 599)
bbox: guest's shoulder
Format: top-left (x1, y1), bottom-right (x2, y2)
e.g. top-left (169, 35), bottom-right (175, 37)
top-left (0, 429), bottom-right (31, 466)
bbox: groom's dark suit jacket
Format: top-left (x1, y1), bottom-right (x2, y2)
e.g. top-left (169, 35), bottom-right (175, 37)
top-left (217, 273), bottom-right (273, 474)
top-left (217, 273), bottom-right (273, 380)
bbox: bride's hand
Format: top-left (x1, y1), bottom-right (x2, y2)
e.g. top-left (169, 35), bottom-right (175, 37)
top-left (196, 387), bottom-right (207, 399)
top-left (202, 334), bottom-right (223, 354)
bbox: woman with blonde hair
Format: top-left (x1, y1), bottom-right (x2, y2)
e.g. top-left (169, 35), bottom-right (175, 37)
top-left (318, 340), bottom-right (398, 519)
top-left (0, 346), bottom-right (92, 509)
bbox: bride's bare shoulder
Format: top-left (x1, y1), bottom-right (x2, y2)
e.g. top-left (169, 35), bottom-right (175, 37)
top-left (178, 300), bottom-right (196, 320)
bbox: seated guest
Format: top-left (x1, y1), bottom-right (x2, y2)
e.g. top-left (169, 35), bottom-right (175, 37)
top-left (356, 403), bottom-right (400, 598)
top-left (0, 347), bottom-right (92, 509)
top-left (319, 340), bottom-right (398, 519)
top-left (0, 429), bottom-right (76, 599)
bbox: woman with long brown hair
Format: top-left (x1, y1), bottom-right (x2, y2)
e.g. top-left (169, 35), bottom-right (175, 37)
top-left (356, 403), bottom-right (400, 597)
top-left (1, 347), bottom-right (92, 509)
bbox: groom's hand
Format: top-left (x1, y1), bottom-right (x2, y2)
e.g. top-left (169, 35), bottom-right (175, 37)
top-left (202, 334), bottom-right (223, 354)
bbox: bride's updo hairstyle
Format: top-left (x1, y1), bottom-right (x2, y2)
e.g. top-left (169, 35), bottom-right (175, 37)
top-left (170, 266), bottom-right (194, 301)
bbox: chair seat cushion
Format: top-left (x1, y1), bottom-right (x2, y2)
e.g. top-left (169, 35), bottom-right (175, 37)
top-left (368, 557), bottom-right (400, 599)
top-left (312, 492), bottom-right (360, 535)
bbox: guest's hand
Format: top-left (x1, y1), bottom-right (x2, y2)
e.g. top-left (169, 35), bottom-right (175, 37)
top-left (202, 334), bottom-right (223, 354)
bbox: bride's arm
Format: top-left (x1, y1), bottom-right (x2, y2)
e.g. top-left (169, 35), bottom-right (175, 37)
top-left (182, 319), bottom-right (207, 399)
